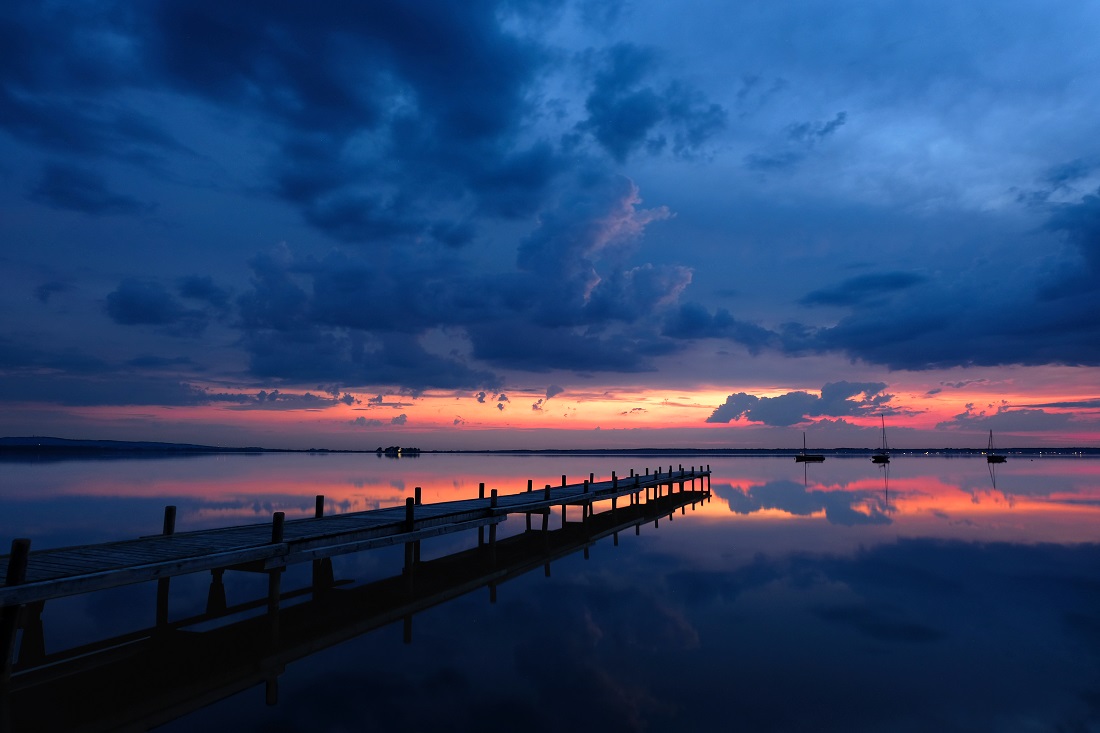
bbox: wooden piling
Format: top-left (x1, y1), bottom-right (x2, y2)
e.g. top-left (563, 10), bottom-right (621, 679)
top-left (268, 512), bottom-right (285, 616)
top-left (562, 474), bottom-right (567, 487)
top-left (415, 486), bottom-right (422, 506)
top-left (490, 489), bottom-right (498, 508)
top-left (207, 568), bottom-right (227, 614)
top-left (156, 508), bottom-right (176, 626)
top-left (162, 505), bottom-right (177, 536)
top-left (1, 538), bottom-right (31, 690)
top-left (479, 482), bottom-right (485, 500)
top-left (315, 494), bottom-right (325, 518)
top-left (527, 479), bottom-right (533, 492)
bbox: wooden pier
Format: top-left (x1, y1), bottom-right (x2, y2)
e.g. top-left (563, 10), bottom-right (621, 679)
top-left (1, 464), bottom-right (710, 716)
top-left (2, 487), bottom-right (708, 732)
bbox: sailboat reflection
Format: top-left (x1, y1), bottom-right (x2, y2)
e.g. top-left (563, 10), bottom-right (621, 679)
top-left (879, 461), bottom-right (891, 514)
top-left (988, 459), bottom-right (999, 491)
top-left (3, 490), bottom-right (708, 733)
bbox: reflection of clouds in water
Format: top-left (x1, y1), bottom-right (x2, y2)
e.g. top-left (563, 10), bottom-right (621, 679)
top-left (714, 480), bottom-right (891, 525)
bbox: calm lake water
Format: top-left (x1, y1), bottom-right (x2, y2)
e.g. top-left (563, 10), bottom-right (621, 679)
top-left (2, 453), bottom-right (1099, 732)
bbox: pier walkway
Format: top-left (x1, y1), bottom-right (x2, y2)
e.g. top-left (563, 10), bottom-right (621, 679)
top-left (3, 488), bottom-right (708, 732)
top-left (1, 464), bottom-right (709, 607)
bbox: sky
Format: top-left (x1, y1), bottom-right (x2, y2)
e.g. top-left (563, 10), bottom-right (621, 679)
top-left (1, 0), bottom-right (1099, 450)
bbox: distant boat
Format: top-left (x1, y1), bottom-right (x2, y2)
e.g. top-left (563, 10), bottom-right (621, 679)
top-left (986, 430), bottom-right (1007, 464)
top-left (795, 432), bottom-right (825, 462)
top-left (871, 415), bottom-right (890, 464)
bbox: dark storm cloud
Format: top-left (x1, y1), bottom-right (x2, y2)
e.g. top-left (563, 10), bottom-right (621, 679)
top-left (0, 369), bottom-right (247, 408)
top-left (661, 303), bottom-right (777, 352)
top-left (225, 389), bottom-right (360, 411)
top-left (229, 171), bottom-right (693, 386)
top-left (350, 416), bottom-right (384, 428)
top-left (745, 112), bottom-right (847, 171)
top-left (177, 275), bottom-right (231, 312)
top-left (935, 405), bottom-right (1077, 432)
top-left (707, 381), bottom-right (891, 426)
top-left (28, 164), bottom-right (151, 216)
top-left (1044, 186), bottom-right (1100, 288)
top-left (579, 43), bottom-right (727, 162)
top-left (1027, 398), bottom-right (1100, 409)
top-left (34, 280), bottom-right (72, 304)
top-left (143, 0), bottom-right (560, 243)
top-left (714, 480), bottom-right (891, 526)
top-left (709, 223), bottom-right (1100, 368)
top-left (105, 279), bottom-right (207, 333)
top-left (800, 272), bottom-right (927, 307)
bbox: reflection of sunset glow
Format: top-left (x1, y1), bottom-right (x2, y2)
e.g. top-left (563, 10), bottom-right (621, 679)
top-left (3, 454), bottom-right (1098, 549)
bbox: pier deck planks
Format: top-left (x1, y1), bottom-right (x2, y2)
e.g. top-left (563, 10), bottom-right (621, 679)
top-left (0, 468), bottom-right (709, 607)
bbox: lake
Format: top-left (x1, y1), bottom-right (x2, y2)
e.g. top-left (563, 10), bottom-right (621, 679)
top-left (2, 452), bottom-right (1099, 732)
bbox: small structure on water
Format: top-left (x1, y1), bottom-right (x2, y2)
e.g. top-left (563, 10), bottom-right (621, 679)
top-left (795, 432), bottom-right (825, 463)
top-left (986, 430), bottom-right (1007, 464)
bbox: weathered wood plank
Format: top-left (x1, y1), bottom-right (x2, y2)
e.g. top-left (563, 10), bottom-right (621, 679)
top-left (0, 469), bottom-right (709, 606)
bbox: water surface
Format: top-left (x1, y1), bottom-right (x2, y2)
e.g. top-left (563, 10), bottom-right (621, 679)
top-left (2, 453), bottom-right (1098, 731)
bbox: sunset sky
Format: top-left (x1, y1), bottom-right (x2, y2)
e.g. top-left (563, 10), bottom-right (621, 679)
top-left (2, 1), bottom-right (1099, 450)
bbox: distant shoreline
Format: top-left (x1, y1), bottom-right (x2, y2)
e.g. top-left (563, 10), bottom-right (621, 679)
top-left (2, 436), bottom-right (1098, 458)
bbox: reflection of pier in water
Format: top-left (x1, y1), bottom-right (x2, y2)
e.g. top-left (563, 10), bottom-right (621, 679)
top-left (2, 473), bottom-right (709, 732)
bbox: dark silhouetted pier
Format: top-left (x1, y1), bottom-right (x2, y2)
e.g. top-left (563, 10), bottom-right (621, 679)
top-left (0, 466), bottom-right (710, 732)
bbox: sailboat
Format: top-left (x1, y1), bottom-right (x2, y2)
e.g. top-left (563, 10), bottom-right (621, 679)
top-left (795, 432), bottom-right (825, 462)
top-left (986, 430), bottom-right (1007, 464)
top-left (871, 414), bottom-right (890, 464)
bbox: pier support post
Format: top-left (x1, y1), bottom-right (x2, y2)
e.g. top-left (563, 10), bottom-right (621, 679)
top-left (265, 677), bottom-right (279, 707)
top-left (1, 538), bottom-right (31, 694)
top-left (528, 479), bottom-right (533, 492)
top-left (311, 496), bottom-right (334, 593)
top-left (207, 569), bottom-right (228, 614)
top-left (404, 499), bottom-right (416, 587)
top-left (562, 475), bottom-right (567, 487)
top-left (15, 601), bottom-right (45, 668)
top-left (156, 506), bottom-right (176, 627)
top-left (267, 512), bottom-right (285, 618)
top-left (479, 482), bottom-right (485, 500)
